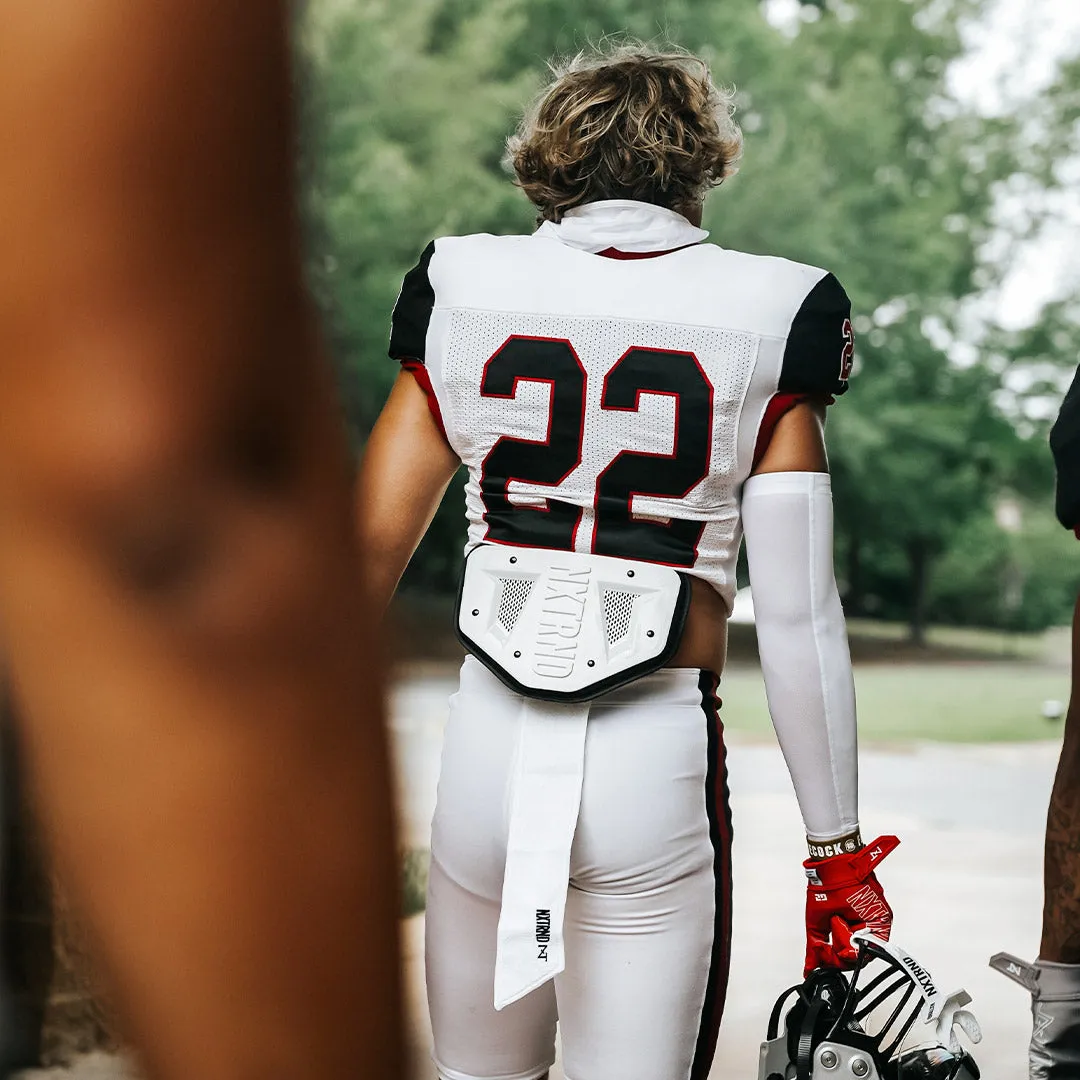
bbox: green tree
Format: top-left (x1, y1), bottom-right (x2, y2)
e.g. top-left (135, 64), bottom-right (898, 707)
top-left (828, 316), bottom-right (1021, 640)
top-left (300, 0), bottom-right (535, 430)
top-left (299, 0), bottom-right (1080, 631)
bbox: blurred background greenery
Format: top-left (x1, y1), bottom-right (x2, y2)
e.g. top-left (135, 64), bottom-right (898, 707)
top-left (296, 0), bottom-right (1080, 644)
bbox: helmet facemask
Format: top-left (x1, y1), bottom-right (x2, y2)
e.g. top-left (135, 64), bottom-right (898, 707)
top-left (759, 934), bottom-right (981, 1080)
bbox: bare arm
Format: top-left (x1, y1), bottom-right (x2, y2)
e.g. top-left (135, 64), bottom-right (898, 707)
top-left (355, 371), bottom-right (461, 612)
top-left (0, 4), bottom-right (403, 1078)
top-left (1042, 594), bottom-right (1080, 962)
top-left (750, 398), bottom-right (830, 476)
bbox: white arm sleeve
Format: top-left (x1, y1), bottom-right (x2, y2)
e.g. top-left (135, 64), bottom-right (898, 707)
top-left (740, 470), bottom-right (858, 841)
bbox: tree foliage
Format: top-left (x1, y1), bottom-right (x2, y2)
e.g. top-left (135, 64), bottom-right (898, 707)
top-left (299, 0), bottom-right (1080, 631)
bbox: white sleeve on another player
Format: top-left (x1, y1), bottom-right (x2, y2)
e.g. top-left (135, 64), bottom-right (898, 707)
top-left (740, 470), bottom-right (858, 841)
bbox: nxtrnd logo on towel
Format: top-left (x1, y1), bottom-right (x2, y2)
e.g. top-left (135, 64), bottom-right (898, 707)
top-left (536, 909), bottom-right (551, 960)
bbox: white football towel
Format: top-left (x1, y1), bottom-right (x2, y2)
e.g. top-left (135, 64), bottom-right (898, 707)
top-left (493, 697), bottom-right (589, 1010)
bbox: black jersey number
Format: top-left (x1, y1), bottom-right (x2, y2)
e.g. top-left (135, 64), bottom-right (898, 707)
top-left (479, 337), bottom-right (713, 565)
top-left (593, 349), bottom-right (713, 565)
top-left (479, 336), bottom-right (586, 550)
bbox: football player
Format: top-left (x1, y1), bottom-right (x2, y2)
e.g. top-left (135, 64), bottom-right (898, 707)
top-left (357, 43), bottom-right (897, 1080)
top-left (0, 3), bottom-right (404, 1078)
top-left (992, 366), bottom-right (1080, 1078)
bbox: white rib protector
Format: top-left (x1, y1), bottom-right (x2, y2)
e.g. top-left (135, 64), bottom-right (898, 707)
top-left (741, 471), bottom-right (858, 840)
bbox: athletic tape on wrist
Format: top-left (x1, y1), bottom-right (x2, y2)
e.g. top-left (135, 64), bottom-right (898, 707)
top-left (807, 829), bottom-right (863, 860)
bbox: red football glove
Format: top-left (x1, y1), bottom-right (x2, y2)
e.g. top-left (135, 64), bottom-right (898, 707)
top-left (803, 834), bottom-right (899, 977)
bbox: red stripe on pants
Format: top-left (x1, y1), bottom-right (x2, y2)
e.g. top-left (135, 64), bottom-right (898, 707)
top-left (690, 671), bottom-right (733, 1080)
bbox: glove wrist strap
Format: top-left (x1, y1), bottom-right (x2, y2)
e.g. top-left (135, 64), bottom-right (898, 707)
top-left (807, 828), bottom-right (863, 860)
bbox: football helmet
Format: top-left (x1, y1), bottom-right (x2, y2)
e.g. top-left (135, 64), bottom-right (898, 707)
top-left (759, 933), bottom-right (981, 1080)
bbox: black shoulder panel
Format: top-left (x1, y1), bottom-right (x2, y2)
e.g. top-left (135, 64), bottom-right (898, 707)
top-left (779, 272), bottom-right (854, 398)
top-left (1051, 364), bottom-right (1080, 531)
top-left (388, 241), bottom-right (436, 363)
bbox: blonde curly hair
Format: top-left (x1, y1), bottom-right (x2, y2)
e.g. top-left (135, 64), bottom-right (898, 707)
top-left (507, 43), bottom-right (742, 223)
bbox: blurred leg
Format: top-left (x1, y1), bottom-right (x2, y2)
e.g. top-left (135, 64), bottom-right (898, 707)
top-left (0, 4), bottom-right (404, 1078)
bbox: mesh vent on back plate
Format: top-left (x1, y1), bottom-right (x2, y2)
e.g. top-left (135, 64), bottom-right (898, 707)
top-left (497, 577), bottom-right (533, 632)
top-left (602, 589), bottom-right (636, 645)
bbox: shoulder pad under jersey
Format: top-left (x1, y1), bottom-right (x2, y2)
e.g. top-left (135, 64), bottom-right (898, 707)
top-left (779, 270), bottom-right (855, 399)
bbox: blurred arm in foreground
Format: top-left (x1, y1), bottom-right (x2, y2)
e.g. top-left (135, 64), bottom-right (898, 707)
top-left (992, 365), bottom-right (1080, 1079)
top-left (0, 4), bottom-right (404, 1079)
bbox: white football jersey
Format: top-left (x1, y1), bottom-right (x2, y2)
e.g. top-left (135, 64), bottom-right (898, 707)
top-left (389, 202), bottom-right (853, 611)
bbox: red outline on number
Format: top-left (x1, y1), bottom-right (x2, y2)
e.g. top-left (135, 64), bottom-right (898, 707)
top-left (478, 335), bottom-right (587, 550)
top-left (593, 347), bottom-right (714, 567)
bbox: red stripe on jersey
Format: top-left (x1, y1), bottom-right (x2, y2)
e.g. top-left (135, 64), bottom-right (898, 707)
top-left (595, 244), bottom-right (699, 260)
top-left (400, 359), bottom-right (449, 442)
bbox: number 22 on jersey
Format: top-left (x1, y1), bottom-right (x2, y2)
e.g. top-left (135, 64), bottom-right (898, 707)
top-left (479, 335), bottom-right (714, 568)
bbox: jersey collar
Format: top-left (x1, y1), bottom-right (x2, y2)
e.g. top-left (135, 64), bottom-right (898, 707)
top-left (535, 199), bottom-right (709, 254)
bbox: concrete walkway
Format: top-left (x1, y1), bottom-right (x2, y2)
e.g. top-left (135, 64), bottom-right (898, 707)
top-left (19, 674), bottom-right (1060, 1079)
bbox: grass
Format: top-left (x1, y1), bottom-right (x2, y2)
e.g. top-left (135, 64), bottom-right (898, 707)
top-left (401, 847), bottom-right (430, 916)
top-left (717, 662), bottom-right (1071, 743)
top-left (388, 606), bottom-right (1073, 743)
top-left (714, 617), bottom-right (1073, 743)
top-left (844, 618), bottom-right (1065, 664)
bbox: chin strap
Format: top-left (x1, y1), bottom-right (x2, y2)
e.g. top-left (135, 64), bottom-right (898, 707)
top-left (795, 996), bottom-right (831, 1080)
top-left (933, 990), bottom-right (983, 1055)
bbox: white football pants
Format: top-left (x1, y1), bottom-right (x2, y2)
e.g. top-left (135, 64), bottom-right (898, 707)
top-left (425, 656), bottom-right (733, 1080)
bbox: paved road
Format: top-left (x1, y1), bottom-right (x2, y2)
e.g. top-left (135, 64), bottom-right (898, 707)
top-left (20, 672), bottom-right (1060, 1079)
